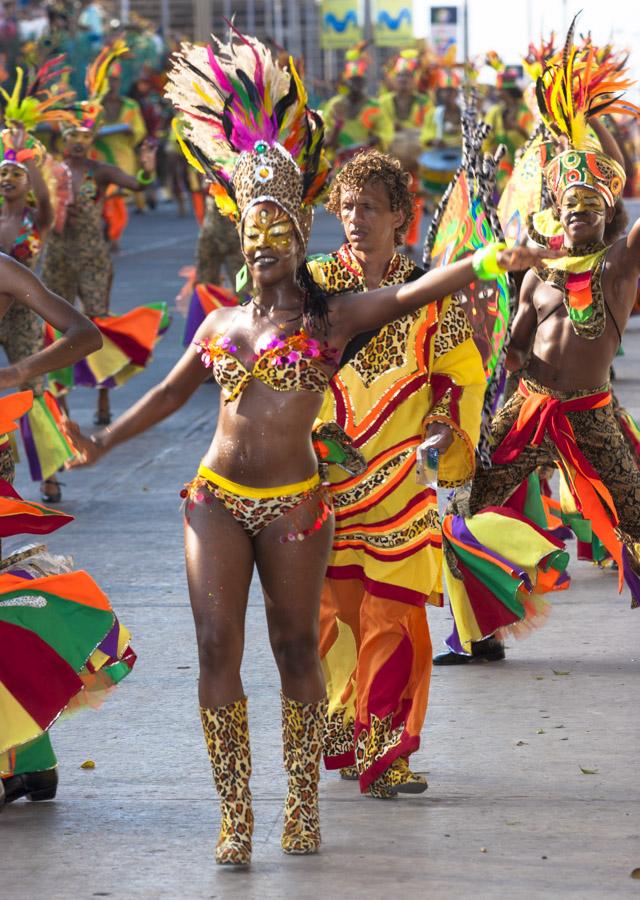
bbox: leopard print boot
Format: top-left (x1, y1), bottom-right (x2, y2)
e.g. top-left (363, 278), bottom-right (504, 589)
top-left (280, 693), bottom-right (327, 855)
top-left (200, 698), bottom-right (253, 866)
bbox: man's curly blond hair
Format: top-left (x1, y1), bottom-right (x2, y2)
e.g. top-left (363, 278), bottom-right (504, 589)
top-left (325, 150), bottom-right (414, 245)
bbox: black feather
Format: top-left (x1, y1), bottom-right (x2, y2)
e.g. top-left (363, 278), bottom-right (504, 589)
top-left (273, 76), bottom-right (299, 126)
top-left (562, 12), bottom-right (581, 70)
top-left (236, 69), bottom-right (262, 110)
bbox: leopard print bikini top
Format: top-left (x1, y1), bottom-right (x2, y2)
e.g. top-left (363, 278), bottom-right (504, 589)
top-left (195, 330), bottom-right (340, 404)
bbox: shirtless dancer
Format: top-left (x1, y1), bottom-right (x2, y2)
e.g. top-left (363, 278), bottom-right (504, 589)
top-left (442, 114), bottom-right (640, 656)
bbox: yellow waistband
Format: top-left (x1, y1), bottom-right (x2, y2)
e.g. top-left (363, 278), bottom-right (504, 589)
top-left (197, 464), bottom-right (320, 499)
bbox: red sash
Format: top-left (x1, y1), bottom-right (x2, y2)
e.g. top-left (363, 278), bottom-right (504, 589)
top-left (493, 381), bottom-right (623, 584)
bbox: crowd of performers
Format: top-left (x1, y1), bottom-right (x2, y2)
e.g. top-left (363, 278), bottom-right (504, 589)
top-left (2, 14), bottom-right (640, 874)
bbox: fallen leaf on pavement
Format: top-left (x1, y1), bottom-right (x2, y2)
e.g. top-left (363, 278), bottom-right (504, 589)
top-left (80, 760), bottom-right (95, 769)
top-left (579, 767), bottom-right (599, 775)
top-left (553, 670), bottom-right (570, 676)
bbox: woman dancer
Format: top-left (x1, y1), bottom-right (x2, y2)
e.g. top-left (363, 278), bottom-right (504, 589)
top-left (66, 33), bottom-right (555, 866)
top-left (41, 40), bottom-right (160, 427)
top-left (0, 58), bottom-right (77, 502)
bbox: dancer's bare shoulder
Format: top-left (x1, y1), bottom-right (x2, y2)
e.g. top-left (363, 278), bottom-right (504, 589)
top-left (196, 306), bottom-right (240, 343)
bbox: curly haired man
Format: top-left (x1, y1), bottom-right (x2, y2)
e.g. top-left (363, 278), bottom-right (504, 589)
top-left (310, 151), bottom-right (487, 798)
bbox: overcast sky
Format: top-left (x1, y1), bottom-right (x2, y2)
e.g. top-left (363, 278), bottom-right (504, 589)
top-left (413, 0), bottom-right (640, 94)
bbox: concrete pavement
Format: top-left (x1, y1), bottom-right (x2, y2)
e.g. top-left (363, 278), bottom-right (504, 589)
top-left (1, 203), bottom-right (639, 900)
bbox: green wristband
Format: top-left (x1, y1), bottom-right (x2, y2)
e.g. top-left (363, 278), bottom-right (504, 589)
top-left (471, 242), bottom-right (507, 280)
top-left (136, 168), bottom-right (154, 186)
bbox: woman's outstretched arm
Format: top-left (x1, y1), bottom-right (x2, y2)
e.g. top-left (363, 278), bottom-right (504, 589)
top-left (65, 317), bottom-right (216, 465)
top-left (330, 244), bottom-right (561, 342)
top-left (0, 254), bottom-right (101, 388)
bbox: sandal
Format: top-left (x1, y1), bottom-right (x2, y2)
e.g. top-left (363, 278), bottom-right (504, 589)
top-left (40, 478), bottom-right (64, 504)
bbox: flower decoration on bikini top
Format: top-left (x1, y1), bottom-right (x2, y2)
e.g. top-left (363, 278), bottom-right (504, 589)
top-left (63, 39), bottom-right (129, 133)
top-left (536, 15), bottom-right (639, 206)
top-left (0, 56), bottom-right (77, 148)
top-left (343, 41), bottom-right (371, 80)
top-left (165, 28), bottom-right (330, 248)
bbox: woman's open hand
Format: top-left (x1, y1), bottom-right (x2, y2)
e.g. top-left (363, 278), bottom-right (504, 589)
top-left (62, 418), bottom-right (105, 468)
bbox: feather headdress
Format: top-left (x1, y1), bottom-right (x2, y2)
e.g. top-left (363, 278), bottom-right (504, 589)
top-left (63, 39), bottom-right (129, 132)
top-left (343, 41), bottom-right (371, 80)
top-left (0, 56), bottom-right (76, 168)
top-left (536, 15), bottom-right (639, 150)
top-left (0, 56), bottom-right (76, 132)
top-left (522, 34), bottom-right (557, 82)
top-left (391, 48), bottom-right (420, 76)
top-left (165, 29), bottom-right (330, 245)
top-left (535, 16), bottom-right (637, 205)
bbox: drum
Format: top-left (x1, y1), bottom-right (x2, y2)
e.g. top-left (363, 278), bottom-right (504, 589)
top-left (388, 128), bottom-right (422, 173)
top-left (418, 147), bottom-right (462, 195)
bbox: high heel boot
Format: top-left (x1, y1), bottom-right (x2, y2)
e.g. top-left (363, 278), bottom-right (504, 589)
top-left (200, 697), bottom-right (253, 865)
top-left (280, 693), bottom-right (327, 855)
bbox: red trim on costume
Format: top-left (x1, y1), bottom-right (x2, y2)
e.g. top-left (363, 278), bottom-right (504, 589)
top-left (430, 373), bottom-right (463, 424)
top-left (333, 468), bottom-right (430, 520)
top-left (335, 490), bottom-right (429, 531)
top-left (355, 724), bottom-right (420, 791)
top-left (325, 564), bottom-right (431, 606)
top-left (331, 532), bottom-right (444, 566)
top-left (355, 378), bottom-right (428, 446)
top-left (367, 629), bottom-right (414, 721)
top-left (324, 749), bottom-right (356, 770)
top-left (330, 378), bottom-right (348, 428)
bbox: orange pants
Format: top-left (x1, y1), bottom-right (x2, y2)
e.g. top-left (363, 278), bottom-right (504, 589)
top-left (319, 577), bottom-right (432, 792)
top-left (102, 195), bottom-right (129, 242)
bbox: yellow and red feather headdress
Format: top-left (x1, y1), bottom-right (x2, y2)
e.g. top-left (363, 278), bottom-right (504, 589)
top-left (535, 16), bottom-right (638, 205)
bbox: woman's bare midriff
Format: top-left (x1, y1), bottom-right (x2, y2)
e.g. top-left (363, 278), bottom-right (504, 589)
top-left (200, 383), bottom-right (324, 488)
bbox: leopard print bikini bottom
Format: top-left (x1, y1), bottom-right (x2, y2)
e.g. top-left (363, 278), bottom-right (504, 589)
top-left (182, 464), bottom-right (332, 542)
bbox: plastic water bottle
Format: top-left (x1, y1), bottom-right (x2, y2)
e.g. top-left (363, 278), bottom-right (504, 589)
top-left (416, 443), bottom-right (439, 488)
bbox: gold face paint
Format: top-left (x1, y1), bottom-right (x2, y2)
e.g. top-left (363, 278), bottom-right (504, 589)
top-left (242, 204), bottom-right (298, 258)
top-left (560, 185), bottom-right (606, 216)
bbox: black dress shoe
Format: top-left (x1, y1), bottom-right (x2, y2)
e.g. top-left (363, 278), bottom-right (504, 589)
top-left (434, 636), bottom-right (505, 665)
top-left (433, 649), bottom-right (474, 665)
top-left (1, 768), bottom-right (58, 803)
